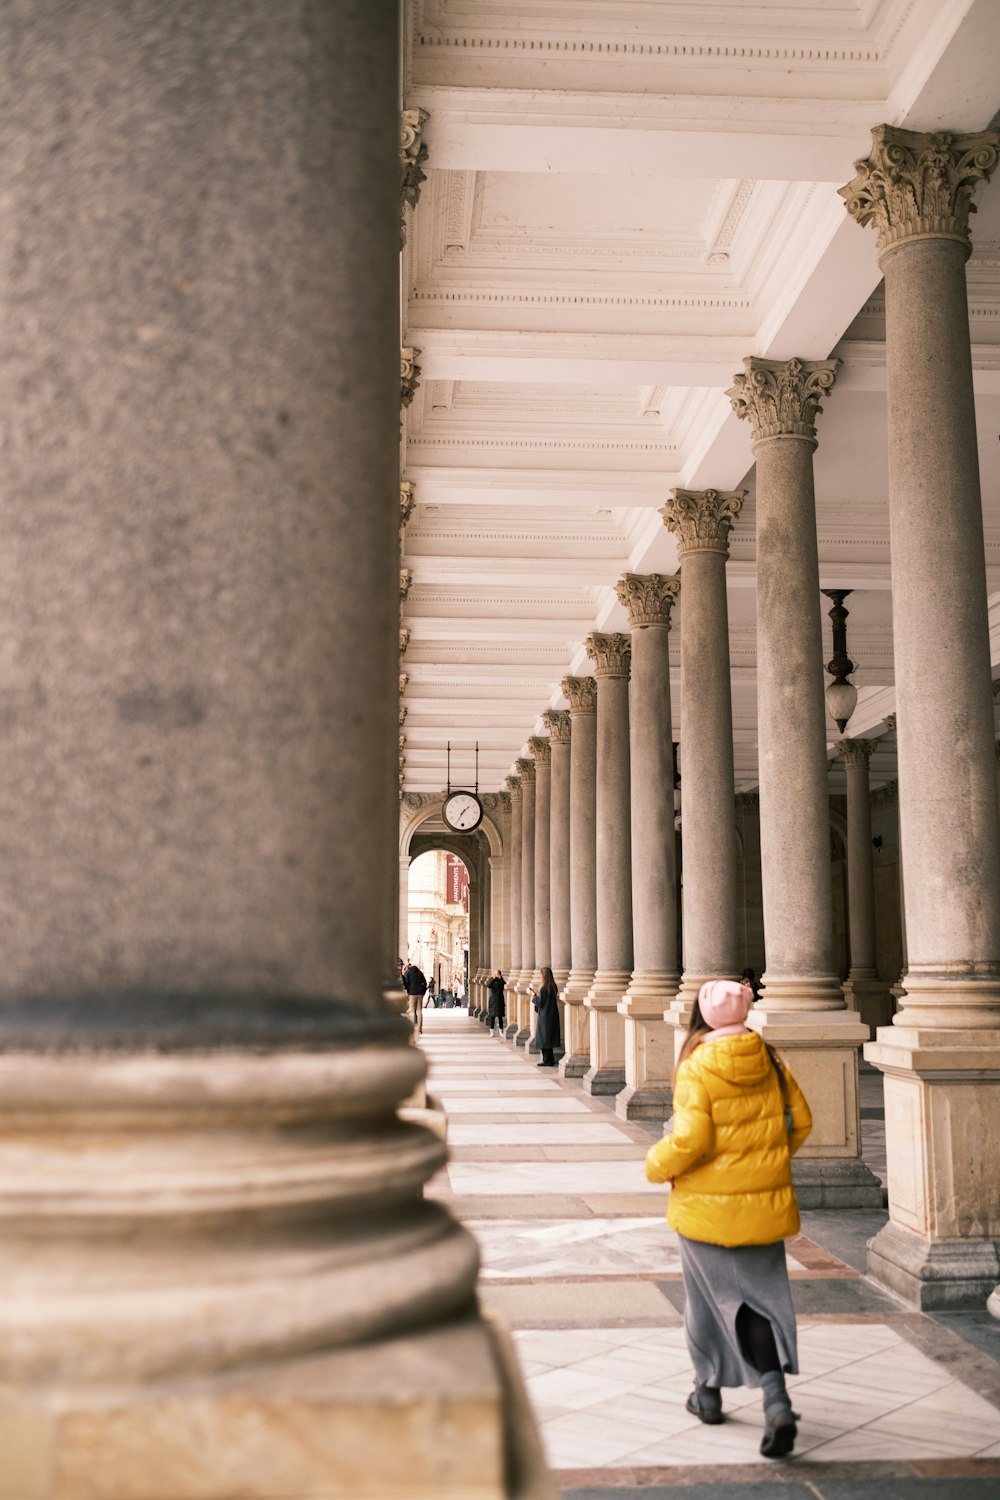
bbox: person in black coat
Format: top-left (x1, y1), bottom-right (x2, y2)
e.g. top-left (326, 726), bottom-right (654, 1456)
top-left (486, 968), bottom-right (506, 1036)
top-left (530, 966), bottom-right (561, 1067)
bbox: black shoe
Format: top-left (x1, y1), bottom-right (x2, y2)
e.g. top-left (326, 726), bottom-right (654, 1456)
top-left (685, 1386), bottom-right (723, 1425)
top-left (760, 1401), bottom-right (798, 1458)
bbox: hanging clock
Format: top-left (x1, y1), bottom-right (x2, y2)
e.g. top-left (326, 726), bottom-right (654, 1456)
top-left (442, 789), bottom-right (483, 833)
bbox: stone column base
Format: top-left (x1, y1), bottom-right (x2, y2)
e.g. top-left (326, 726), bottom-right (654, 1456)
top-left (559, 970), bottom-right (595, 1077)
top-left (867, 1219), bottom-right (1000, 1312)
top-left (748, 1006), bottom-right (879, 1202)
top-left (582, 971), bottom-right (630, 1096)
top-left (864, 1024), bottom-right (1000, 1309)
top-left (615, 973), bottom-right (680, 1120)
top-left (843, 975), bottom-right (894, 1031)
top-left (791, 1157), bottom-right (884, 1209)
top-left (0, 1315), bottom-right (557, 1500)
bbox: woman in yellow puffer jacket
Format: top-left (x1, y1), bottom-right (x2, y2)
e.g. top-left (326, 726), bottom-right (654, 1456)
top-left (646, 978), bottom-right (812, 1458)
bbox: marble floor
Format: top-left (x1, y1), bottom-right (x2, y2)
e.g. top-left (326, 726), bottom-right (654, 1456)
top-left (419, 1010), bottom-right (1000, 1498)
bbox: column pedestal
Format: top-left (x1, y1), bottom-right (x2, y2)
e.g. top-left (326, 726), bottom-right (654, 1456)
top-left (616, 977), bottom-right (679, 1119)
top-left (864, 1027), bottom-right (1000, 1307)
top-left (560, 969), bottom-right (595, 1077)
top-left (749, 1008), bottom-right (884, 1207)
top-left (582, 974), bottom-right (631, 1096)
top-left (843, 975), bottom-right (894, 1031)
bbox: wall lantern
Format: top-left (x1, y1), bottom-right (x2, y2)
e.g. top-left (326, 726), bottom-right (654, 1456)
top-left (822, 589), bottom-right (858, 733)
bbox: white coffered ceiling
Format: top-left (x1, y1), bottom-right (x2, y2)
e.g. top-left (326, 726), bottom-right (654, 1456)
top-left (400, 0), bottom-right (1000, 796)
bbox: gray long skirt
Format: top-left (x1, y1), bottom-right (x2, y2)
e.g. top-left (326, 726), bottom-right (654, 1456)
top-left (677, 1233), bottom-right (798, 1390)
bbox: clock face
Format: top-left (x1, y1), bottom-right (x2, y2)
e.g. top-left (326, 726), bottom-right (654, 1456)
top-left (443, 791), bottom-right (483, 832)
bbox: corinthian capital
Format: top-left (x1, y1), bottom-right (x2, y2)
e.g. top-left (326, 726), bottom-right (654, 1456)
top-left (515, 757), bottom-right (536, 784)
top-left (614, 572), bottom-right (680, 629)
top-left (561, 675), bottom-right (597, 715)
top-left (400, 568), bottom-right (413, 600)
top-left (585, 632), bottom-right (632, 680)
top-left (399, 628), bottom-right (410, 658)
top-left (399, 704), bottom-right (408, 727)
top-left (505, 774), bottom-right (521, 799)
top-left (399, 672), bottom-right (408, 696)
top-left (399, 107), bottom-right (430, 248)
top-left (728, 357), bottom-right (838, 445)
top-left (401, 348), bottom-right (422, 410)
top-left (528, 735), bottom-right (551, 764)
top-left (840, 125), bottom-right (999, 259)
top-left (837, 738), bottom-right (878, 769)
top-left (400, 480), bottom-right (416, 529)
top-left (542, 709), bottom-right (571, 743)
top-left (661, 488), bottom-right (746, 557)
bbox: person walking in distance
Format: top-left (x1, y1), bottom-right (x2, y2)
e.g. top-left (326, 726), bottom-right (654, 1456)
top-left (645, 979), bottom-right (812, 1458)
top-left (530, 966), bottom-right (561, 1068)
top-left (486, 968), bottom-right (506, 1037)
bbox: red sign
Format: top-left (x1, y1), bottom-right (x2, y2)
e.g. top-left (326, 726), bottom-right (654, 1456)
top-left (446, 855), bottom-right (469, 911)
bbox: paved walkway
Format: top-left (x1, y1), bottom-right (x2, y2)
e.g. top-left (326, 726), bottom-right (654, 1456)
top-left (421, 1010), bottom-right (1000, 1499)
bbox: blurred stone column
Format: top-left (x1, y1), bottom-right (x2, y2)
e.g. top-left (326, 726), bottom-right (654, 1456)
top-left (0, 4), bottom-right (553, 1494)
top-left (661, 488), bottom-right (745, 1060)
top-left (614, 574), bottom-right (681, 1120)
top-left (530, 734), bottom-right (553, 995)
top-left (515, 756), bottom-right (537, 1045)
top-left (505, 774), bottom-right (523, 1039)
top-left (544, 709), bottom-right (573, 1055)
top-left (583, 633), bottom-right (633, 1096)
top-left (839, 739), bottom-right (891, 1029)
top-left (560, 677), bottom-right (598, 1077)
top-left (842, 125), bottom-right (1000, 1304)
top-left (728, 356), bottom-right (877, 1208)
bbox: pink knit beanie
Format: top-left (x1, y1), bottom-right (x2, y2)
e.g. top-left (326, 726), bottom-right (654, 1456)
top-left (697, 978), bottom-right (753, 1032)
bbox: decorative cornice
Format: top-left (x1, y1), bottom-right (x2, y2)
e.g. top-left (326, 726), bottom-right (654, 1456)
top-left (400, 480), bottom-right (416, 529)
top-left (614, 572), bottom-right (680, 629)
top-left (661, 488), bottom-right (746, 557)
top-left (400, 568), bottom-right (413, 600)
top-left (402, 792), bottom-right (438, 813)
top-left (840, 126), bottom-right (999, 260)
top-left (401, 348), bottom-right (422, 410)
top-left (542, 709), bottom-right (571, 743)
top-left (837, 737), bottom-right (878, 768)
top-left (585, 632), bottom-right (632, 679)
top-left (515, 757), bottom-right (536, 784)
top-left (399, 107), bottom-right (429, 248)
top-left (561, 675), bottom-right (598, 714)
top-left (528, 735), bottom-right (551, 765)
top-left (399, 628), bottom-right (410, 658)
top-left (727, 356), bottom-right (839, 445)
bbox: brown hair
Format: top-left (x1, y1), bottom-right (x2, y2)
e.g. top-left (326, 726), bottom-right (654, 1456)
top-left (540, 966), bottom-right (556, 992)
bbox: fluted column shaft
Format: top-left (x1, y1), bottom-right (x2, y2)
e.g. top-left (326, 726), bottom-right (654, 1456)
top-left (729, 357), bottom-right (876, 1209)
top-left (661, 492), bottom-right (744, 1015)
top-left (842, 125), bottom-right (1000, 1307)
top-left (582, 634), bottom-right (633, 1095)
top-left (560, 678), bottom-right (597, 1076)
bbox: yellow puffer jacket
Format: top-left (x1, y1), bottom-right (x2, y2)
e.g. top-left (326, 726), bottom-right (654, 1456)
top-left (645, 1031), bottom-right (812, 1247)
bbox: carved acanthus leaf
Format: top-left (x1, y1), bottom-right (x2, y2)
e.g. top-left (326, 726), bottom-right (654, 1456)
top-left (515, 757), bottom-right (536, 783)
top-left (561, 675), bottom-right (597, 714)
top-left (400, 480), bottom-right (416, 529)
top-left (402, 791), bottom-right (438, 813)
top-left (614, 572), bottom-right (680, 628)
top-left (585, 631), bottom-right (632, 679)
top-left (883, 713), bottom-right (897, 734)
top-left (401, 348), bottom-right (422, 409)
top-left (542, 709), bottom-right (571, 743)
top-left (398, 672), bottom-right (408, 696)
top-left (399, 107), bottom-right (430, 248)
top-left (728, 357), bottom-right (838, 444)
top-left (661, 488), bottom-right (746, 557)
top-left (399, 704), bottom-right (408, 727)
top-left (839, 126), bottom-right (999, 258)
top-left (528, 735), bottom-right (551, 764)
top-left (507, 773), bottom-right (522, 798)
top-left (837, 737), bottom-right (877, 768)
top-left (400, 568), bottom-right (413, 600)
top-left (399, 627), bottom-right (410, 657)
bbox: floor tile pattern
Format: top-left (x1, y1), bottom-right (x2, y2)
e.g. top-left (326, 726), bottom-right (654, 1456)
top-left (420, 1013), bottom-right (1000, 1495)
